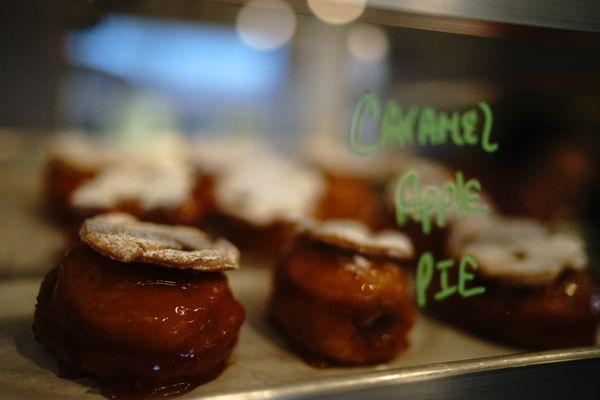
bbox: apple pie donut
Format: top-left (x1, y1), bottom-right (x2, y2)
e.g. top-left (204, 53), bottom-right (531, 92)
top-left (44, 134), bottom-right (120, 222)
top-left (270, 220), bottom-right (415, 365)
top-left (33, 213), bottom-right (245, 398)
top-left (303, 134), bottom-right (401, 229)
top-left (433, 214), bottom-right (599, 349)
top-left (69, 162), bottom-right (208, 227)
top-left (209, 154), bottom-right (326, 260)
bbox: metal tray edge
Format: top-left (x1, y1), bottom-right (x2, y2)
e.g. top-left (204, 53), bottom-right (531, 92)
top-left (210, 346), bottom-right (600, 400)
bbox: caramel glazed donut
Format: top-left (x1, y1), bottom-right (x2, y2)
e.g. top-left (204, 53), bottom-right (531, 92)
top-left (270, 220), bottom-right (416, 365)
top-left (435, 215), bottom-right (599, 349)
top-left (33, 213), bottom-right (245, 398)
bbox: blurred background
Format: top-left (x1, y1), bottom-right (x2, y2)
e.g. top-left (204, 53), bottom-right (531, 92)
top-left (1, 0), bottom-right (600, 256)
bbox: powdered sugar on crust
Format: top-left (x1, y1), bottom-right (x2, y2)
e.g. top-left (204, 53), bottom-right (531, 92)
top-left (301, 219), bottom-right (414, 260)
top-left (70, 163), bottom-right (195, 211)
top-left (214, 155), bottom-right (326, 226)
top-left (79, 213), bottom-right (239, 271)
top-left (447, 214), bottom-right (587, 286)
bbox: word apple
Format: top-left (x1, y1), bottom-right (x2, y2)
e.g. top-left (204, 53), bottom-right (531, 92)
top-left (394, 169), bottom-right (487, 235)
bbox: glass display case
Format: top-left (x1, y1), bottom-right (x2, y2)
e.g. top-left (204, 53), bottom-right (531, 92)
top-left (1, 1), bottom-right (599, 399)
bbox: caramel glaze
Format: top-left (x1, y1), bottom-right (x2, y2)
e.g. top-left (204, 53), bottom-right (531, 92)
top-left (33, 244), bottom-right (245, 398)
top-left (45, 159), bottom-right (97, 223)
top-left (200, 212), bottom-right (296, 264)
top-left (428, 269), bottom-right (599, 349)
top-left (315, 173), bottom-right (389, 230)
top-left (270, 239), bottom-right (415, 366)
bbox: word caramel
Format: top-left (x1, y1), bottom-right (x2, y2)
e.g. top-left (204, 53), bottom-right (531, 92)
top-left (349, 92), bottom-right (497, 155)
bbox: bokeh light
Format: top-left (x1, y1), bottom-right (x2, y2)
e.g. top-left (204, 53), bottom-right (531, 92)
top-left (236, 0), bottom-right (296, 51)
top-left (308, 0), bottom-right (366, 25)
top-left (347, 23), bottom-right (389, 63)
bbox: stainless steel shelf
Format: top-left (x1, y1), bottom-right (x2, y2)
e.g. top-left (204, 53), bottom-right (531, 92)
top-left (368, 0), bottom-right (600, 34)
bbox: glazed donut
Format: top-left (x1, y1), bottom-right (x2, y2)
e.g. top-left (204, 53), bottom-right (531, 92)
top-left (69, 163), bottom-right (209, 227)
top-left (44, 134), bottom-right (119, 222)
top-left (33, 213), bottom-right (245, 397)
top-left (209, 154), bottom-right (325, 261)
top-left (433, 214), bottom-right (599, 349)
top-left (314, 172), bottom-right (387, 230)
top-left (270, 220), bottom-right (415, 365)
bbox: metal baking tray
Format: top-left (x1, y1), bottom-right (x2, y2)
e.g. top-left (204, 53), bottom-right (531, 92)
top-left (1, 269), bottom-right (599, 400)
top-left (0, 135), bottom-right (599, 399)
